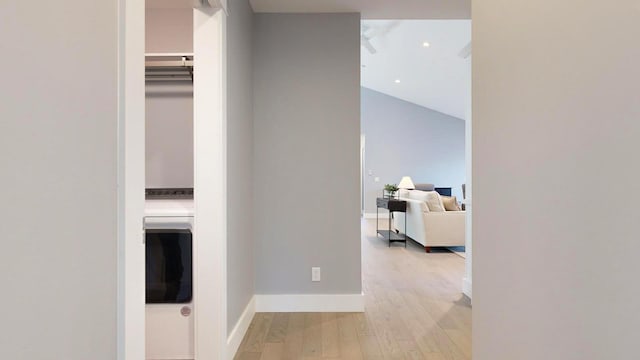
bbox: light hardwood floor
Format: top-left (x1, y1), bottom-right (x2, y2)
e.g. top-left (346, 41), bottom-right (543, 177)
top-left (234, 219), bottom-right (471, 359)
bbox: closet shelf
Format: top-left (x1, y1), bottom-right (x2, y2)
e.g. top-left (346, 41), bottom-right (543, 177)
top-left (145, 54), bottom-right (193, 82)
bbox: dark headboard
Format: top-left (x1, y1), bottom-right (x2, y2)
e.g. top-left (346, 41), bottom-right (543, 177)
top-left (434, 187), bottom-right (452, 196)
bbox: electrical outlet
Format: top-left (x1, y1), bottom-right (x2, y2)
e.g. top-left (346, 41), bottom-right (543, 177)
top-left (312, 267), bottom-right (321, 282)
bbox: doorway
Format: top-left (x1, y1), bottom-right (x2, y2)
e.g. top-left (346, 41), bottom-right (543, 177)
top-left (119, 1), bottom-right (228, 359)
top-left (359, 19), bottom-right (473, 359)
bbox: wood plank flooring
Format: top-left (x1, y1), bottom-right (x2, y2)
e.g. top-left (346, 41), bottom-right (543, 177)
top-left (234, 219), bottom-right (471, 359)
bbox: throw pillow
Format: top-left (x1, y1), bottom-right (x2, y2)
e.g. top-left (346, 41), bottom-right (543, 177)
top-left (408, 190), bottom-right (446, 212)
top-left (426, 191), bottom-right (446, 212)
top-left (441, 196), bottom-right (461, 211)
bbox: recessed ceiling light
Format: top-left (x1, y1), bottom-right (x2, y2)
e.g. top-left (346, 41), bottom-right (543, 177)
top-left (423, 42), bottom-right (430, 47)
top-left (394, 79), bottom-right (401, 84)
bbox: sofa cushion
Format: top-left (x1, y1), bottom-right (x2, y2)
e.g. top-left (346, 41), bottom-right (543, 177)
top-left (441, 196), bottom-right (461, 211)
top-left (406, 191), bottom-right (429, 212)
top-left (408, 190), bottom-right (446, 212)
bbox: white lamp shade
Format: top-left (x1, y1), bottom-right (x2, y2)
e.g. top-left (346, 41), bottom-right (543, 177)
top-left (398, 176), bottom-right (415, 190)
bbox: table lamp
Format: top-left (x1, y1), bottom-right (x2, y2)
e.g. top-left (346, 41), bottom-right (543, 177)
top-left (398, 176), bottom-right (415, 190)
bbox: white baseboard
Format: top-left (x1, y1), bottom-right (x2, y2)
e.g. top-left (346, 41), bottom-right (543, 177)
top-left (226, 296), bottom-right (256, 359)
top-left (363, 213), bottom-right (389, 219)
top-left (462, 277), bottom-right (472, 301)
top-left (255, 293), bottom-right (364, 312)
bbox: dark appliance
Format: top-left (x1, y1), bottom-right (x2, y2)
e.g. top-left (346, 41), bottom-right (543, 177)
top-left (145, 229), bottom-right (193, 304)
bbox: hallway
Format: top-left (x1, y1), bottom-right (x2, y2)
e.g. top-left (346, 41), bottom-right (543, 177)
top-left (234, 219), bottom-right (471, 359)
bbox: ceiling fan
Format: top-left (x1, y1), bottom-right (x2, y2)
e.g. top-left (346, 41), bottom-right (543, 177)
top-left (361, 21), bottom-right (400, 55)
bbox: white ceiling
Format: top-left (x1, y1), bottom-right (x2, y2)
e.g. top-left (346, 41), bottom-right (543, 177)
top-left (361, 20), bottom-right (471, 119)
top-left (147, 0), bottom-right (471, 18)
top-left (146, 0), bottom-right (193, 8)
top-left (250, 0), bottom-right (470, 19)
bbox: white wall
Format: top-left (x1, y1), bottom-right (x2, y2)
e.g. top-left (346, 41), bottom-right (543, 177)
top-left (253, 13), bottom-right (362, 297)
top-left (145, 8), bottom-right (194, 189)
top-left (0, 1), bottom-right (119, 358)
top-left (473, 1), bottom-right (640, 359)
top-left (361, 87), bottom-right (466, 214)
top-left (146, 8), bottom-right (193, 53)
top-left (145, 83), bottom-right (194, 188)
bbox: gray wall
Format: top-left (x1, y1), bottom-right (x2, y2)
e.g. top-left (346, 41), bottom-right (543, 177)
top-left (253, 13), bottom-right (361, 295)
top-left (362, 87), bottom-right (465, 213)
top-left (473, 0), bottom-right (640, 359)
top-left (0, 1), bottom-right (118, 359)
top-left (146, 83), bottom-right (194, 188)
top-left (226, 0), bottom-right (255, 333)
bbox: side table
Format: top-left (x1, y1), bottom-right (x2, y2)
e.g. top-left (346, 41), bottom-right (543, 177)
top-left (376, 197), bottom-right (407, 247)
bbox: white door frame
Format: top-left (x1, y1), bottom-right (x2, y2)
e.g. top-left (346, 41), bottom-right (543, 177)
top-left (193, 5), bottom-right (228, 360)
top-left (117, 1), bottom-right (229, 359)
top-left (117, 0), bottom-right (146, 359)
top-left (462, 48), bottom-right (472, 300)
top-left (360, 134), bottom-right (366, 216)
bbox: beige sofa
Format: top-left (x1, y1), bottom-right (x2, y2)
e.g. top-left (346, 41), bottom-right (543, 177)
top-left (393, 189), bottom-right (465, 252)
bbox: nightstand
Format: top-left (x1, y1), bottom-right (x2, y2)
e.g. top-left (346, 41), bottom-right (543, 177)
top-left (376, 197), bottom-right (407, 247)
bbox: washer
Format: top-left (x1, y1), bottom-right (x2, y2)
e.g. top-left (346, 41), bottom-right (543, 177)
top-left (144, 198), bottom-right (194, 360)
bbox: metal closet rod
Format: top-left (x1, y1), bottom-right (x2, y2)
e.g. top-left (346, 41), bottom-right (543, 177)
top-left (145, 55), bottom-right (194, 68)
top-left (145, 53), bottom-right (194, 81)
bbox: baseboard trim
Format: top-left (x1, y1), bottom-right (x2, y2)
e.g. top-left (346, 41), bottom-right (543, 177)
top-left (255, 293), bottom-right (364, 312)
top-left (462, 277), bottom-right (472, 301)
top-left (226, 296), bottom-right (256, 359)
top-left (363, 213), bottom-right (389, 219)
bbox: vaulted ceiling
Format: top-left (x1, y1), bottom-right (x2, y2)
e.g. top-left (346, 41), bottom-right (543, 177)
top-left (361, 20), bottom-right (471, 119)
